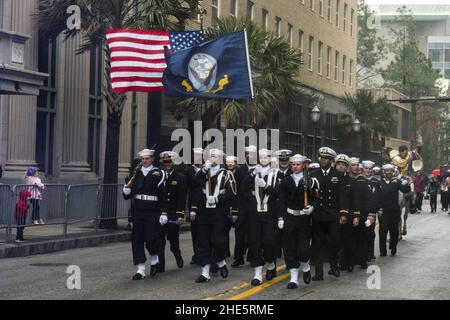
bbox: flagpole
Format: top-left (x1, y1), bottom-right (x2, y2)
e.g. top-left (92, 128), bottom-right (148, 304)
top-left (243, 29), bottom-right (255, 100)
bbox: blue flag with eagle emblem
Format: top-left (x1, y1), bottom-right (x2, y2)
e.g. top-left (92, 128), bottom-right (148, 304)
top-left (162, 31), bottom-right (254, 100)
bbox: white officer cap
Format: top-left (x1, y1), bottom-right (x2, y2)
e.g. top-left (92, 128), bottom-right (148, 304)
top-left (382, 163), bottom-right (395, 170)
top-left (245, 145), bottom-right (257, 153)
top-left (349, 157), bottom-right (360, 165)
top-left (309, 162), bottom-right (320, 169)
top-left (259, 149), bottom-right (272, 157)
top-left (273, 149), bottom-right (292, 161)
top-left (319, 147), bottom-right (337, 159)
top-left (160, 151), bottom-right (178, 162)
top-left (289, 154), bottom-right (306, 163)
top-left (362, 160), bottom-right (375, 169)
top-left (193, 148), bottom-right (204, 155)
top-left (335, 154), bottom-right (350, 166)
top-left (226, 155), bottom-right (238, 162)
top-left (138, 148), bottom-right (155, 157)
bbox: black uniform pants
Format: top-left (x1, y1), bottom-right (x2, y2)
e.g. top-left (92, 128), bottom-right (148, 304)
top-left (190, 217), bottom-right (198, 261)
top-left (283, 215), bottom-right (311, 270)
top-left (233, 205), bottom-right (250, 262)
top-left (339, 222), bottom-right (357, 268)
top-left (355, 222), bottom-right (373, 265)
top-left (157, 222), bottom-right (181, 268)
top-left (379, 214), bottom-right (400, 255)
top-left (430, 193), bottom-right (437, 212)
top-left (225, 217), bottom-right (232, 257)
top-left (197, 211), bottom-right (228, 267)
top-left (415, 192), bottom-right (424, 211)
top-left (131, 210), bottom-right (162, 265)
top-left (442, 191), bottom-right (449, 210)
top-left (248, 213), bottom-right (278, 267)
top-left (312, 219), bottom-right (340, 276)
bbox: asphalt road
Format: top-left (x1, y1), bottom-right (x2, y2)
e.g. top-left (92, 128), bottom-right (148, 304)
top-left (1, 202), bottom-right (449, 300)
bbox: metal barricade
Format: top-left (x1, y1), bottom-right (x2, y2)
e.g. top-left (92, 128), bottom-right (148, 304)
top-left (65, 184), bottom-right (99, 236)
top-left (98, 184), bottom-right (130, 226)
top-left (0, 184), bottom-right (13, 242)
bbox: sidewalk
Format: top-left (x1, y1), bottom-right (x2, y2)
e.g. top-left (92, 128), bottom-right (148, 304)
top-left (0, 220), bottom-right (191, 258)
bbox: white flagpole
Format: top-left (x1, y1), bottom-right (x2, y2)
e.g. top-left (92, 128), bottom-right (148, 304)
top-left (243, 29), bottom-right (255, 100)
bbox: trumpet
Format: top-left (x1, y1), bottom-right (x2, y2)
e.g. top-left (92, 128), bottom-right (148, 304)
top-left (126, 162), bottom-right (142, 188)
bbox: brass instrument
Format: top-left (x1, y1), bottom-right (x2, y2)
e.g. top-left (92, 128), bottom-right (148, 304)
top-left (412, 160), bottom-right (423, 173)
top-left (390, 150), bottom-right (412, 177)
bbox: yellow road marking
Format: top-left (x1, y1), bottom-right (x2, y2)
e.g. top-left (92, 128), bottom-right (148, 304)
top-left (227, 272), bottom-right (290, 300)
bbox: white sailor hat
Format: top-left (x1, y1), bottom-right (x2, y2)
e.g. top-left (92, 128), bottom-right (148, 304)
top-left (305, 158), bottom-right (312, 163)
top-left (226, 155), bottom-right (238, 162)
top-left (273, 149), bottom-right (292, 161)
top-left (349, 157), bottom-right (360, 165)
top-left (362, 160), bottom-right (375, 169)
top-left (309, 162), bottom-right (320, 169)
top-left (193, 148), bottom-right (204, 155)
top-left (245, 145), bottom-right (257, 153)
top-left (259, 149), bottom-right (272, 157)
top-left (207, 148), bottom-right (224, 157)
top-left (289, 154), bottom-right (306, 163)
top-left (382, 163), bottom-right (395, 170)
top-left (319, 147), bottom-right (337, 159)
top-left (335, 154), bottom-right (350, 166)
top-left (160, 151), bottom-right (178, 162)
top-left (138, 148), bottom-right (155, 157)
top-left (373, 166), bottom-right (381, 172)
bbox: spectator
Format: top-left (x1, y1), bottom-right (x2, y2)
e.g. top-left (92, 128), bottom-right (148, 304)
top-left (24, 167), bottom-right (45, 224)
top-left (427, 176), bottom-right (440, 213)
top-left (15, 189), bottom-right (32, 242)
top-left (413, 171), bottom-right (426, 213)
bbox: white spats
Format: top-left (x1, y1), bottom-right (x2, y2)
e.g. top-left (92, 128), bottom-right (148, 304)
top-left (301, 261), bottom-right (310, 273)
top-left (202, 264), bottom-right (211, 279)
top-left (254, 266), bottom-right (263, 281)
top-left (137, 263), bottom-right (145, 276)
top-left (217, 260), bottom-right (226, 268)
top-left (289, 268), bottom-right (299, 284)
top-left (150, 255), bottom-right (159, 266)
top-left (266, 262), bottom-right (276, 270)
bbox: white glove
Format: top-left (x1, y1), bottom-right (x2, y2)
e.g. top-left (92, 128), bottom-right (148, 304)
top-left (123, 185), bottom-right (131, 195)
top-left (190, 211), bottom-right (196, 221)
top-left (207, 196), bottom-right (217, 205)
top-left (255, 176), bottom-right (267, 188)
top-left (303, 205), bottom-right (314, 215)
top-left (401, 179), bottom-right (408, 186)
top-left (253, 165), bottom-right (262, 175)
top-left (202, 160), bottom-right (212, 173)
top-left (159, 213), bottom-right (168, 226)
top-left (278, 218), bottom-right (284, 230)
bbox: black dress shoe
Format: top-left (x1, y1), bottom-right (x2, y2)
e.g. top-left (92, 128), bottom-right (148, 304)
top-left (150, 263), bottom-right (159, 276)
top-left (132, 273), bottom-right (145, 280)
top-left (251, 278), bottom-right (263, 286)
top-left (329, 267), bottom-right (340, 277)
top-left (266, 269), bottom-right (277, 281)
top-left (287, 282), bottom-right (298, 289)
top-left (190, 256), bottom-right (197, 265)
top-left (157, 264), bottom-right (165, 273)
top-left (380, 252), bottom-right (387, 257)
top-left (231, 259), bottom-right (244, 268)
top-left (347, 265), bottom-right (354, 272)
top-left (391, 248), bottom-right (397, 256)
top-left (312, 274), bottom-right (323, 281)
top-left (303, 271), bottom-right (311, 284)
top-left (370, 255), bottom-right (376, 260)
top-left (402, 230), bottom-right (407, 236)
top-left (176, 255), bottom-right (184, 269)
top-left (210, 263), bottom-right (219, 274)
top-left (219, 265), bottom-right (229, 278)
top-left (195, 275), bottom-right (210, 283)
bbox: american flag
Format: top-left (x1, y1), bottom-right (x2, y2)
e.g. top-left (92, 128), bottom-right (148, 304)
top-left (106, 29), bottom-right (204, 93)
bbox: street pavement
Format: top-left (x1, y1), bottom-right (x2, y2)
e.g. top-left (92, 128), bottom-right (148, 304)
top-left (1, 201), bottom-right (449, 300)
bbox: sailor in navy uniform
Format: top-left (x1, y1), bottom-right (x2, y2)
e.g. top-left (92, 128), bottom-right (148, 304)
top-left (191, 149), bottom-right (237, 283)
top-left (244, 149), bottom-right (284, 286)
top-left (225, 155), bottom-right (240, 257)
top-left (378, 164), bottom-right (411, 256)
top-left (157, 151), bottom-right (186, 272)
top-left (186, 148), bottom-right (204, 265)
top-left (310, 147), bottom-right (349, 281)
top-left (366, 161), bottom-right (381, 261)
top-left (278, 154), bottom-right (320, 289)
top-left (232, 145), bottom-right (258, 268)
top-left (122, 148), bottom-right (167, 280)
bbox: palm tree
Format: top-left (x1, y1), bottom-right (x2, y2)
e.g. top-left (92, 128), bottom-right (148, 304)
top-left (37, 0), bottom-right (199, 228)
top-left (168, 17), bottom-right (304, 133)
top-left (339, 90), bottom-right (394, 160)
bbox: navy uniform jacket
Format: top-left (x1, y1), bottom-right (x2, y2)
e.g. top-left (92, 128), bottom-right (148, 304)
top-left (230, 166), bottom-right (247, 215)
top-left (378, 178), bottom-right (411, 213)
top-left (311, 167), bottom-right (349, 222)
top-left (351, 175), bottom-right (378, 220)
top-left (123, 166), bottom-right (166, 213)
top-left (185, 165), bottom-right (202, 211)
top-left (164, 170), bottom-right (187, 220)
top-left (278, 173), bottom-right (320, 220)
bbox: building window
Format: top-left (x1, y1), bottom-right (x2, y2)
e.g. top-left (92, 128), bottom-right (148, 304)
top-left (327, 0), bottom-right (332, 23)
top-left (309, 0), bottom-right (314, 11)
top-left (334, 50), bottom-right (339, 81)
top-left (427, 39), bottom-right (450, 78)
top-left (230, 0), bottom-right (238, 17)
top-left (318, 41), bottom-right (323, 75)
top-left (343, 3), bottom-right (348, 32)
top-left (335, 0), bottom-right (340, 28)
top-left (299, 30), bottom-right (304, 53)
top-left (36, 37), bottom-right (57, 176)
top-left (319, 0), bottom-right (324, 17)
top-left (247, 0), bottom-right (254, 20)
top-left (262, 9), bottom-right (268, 31)
top-left (212, 0), bottom-right (220, 26)
top-left (308, 36), bottom-right (314, 71)
top-left (325, 113), bottom-right (338, 140)
top-left (350, 8), bottom-right (354, 37)
top-left (326, 46), bottom-right (331, 78)
top-left (288, 24), bottom-right (293, 47)
top-left (349, 59), bottom-right (353, 87)
top-left (342, 55), bottom-right (346, 84)
top-left (275, 16), bottom-right (281, 37)
top-left (88, 44), bottom-right (103, 175)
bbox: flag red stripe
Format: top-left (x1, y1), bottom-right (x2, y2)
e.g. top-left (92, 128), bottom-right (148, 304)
top-left (111, 57), bottom-right (166, 64)
top-left (110, 76), bottom-right (163, 83)
top-left (106, 37), bottom-right (170, 46)
top-left (109, 47), bottom-right (165, 55)
top-left (112, 86), bottom-right (166, 93)
top-left (106, 29), bottom-right (169, 36)
top-left (110, 66), bottom-right (166, 73)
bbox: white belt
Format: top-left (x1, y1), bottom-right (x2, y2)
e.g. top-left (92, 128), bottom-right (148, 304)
top-left (287, 208), bottom-right (306, 216)
top-left (202, 189), bottom-right (226, 195)
top-left (134, 194), bottom-right (158, 201)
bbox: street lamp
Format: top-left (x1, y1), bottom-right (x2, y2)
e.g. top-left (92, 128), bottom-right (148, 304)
top-left (311, 105), bottom-right (321, 160)
top-left (352, 118), bottom-right (361, 133)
